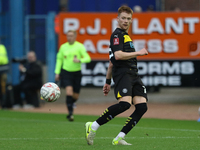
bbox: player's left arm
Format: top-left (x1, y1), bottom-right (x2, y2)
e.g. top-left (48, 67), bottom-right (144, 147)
top-left (111, 33), bottom-right (148, 60)
top-left (79, 45), bottom-right (91, 63)
top-left (114, 48), bottom-right (148, 60)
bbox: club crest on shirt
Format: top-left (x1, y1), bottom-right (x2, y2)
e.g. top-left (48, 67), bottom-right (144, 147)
top-left (113, 38), bottom-right (119, 45)
top-left (122, 88), bottom-right (128, 93)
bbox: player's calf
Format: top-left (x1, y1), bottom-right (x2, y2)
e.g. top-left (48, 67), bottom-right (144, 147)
top-left (96, 101), bottom-right (131, 125)
top-left (121, 103), bottom-right (148, 134)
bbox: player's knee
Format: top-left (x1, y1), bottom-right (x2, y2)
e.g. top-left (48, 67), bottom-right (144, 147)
top-left (119, 101), bottom-right (131, 111)
top-left (135, 103), bottom-right (148, 116)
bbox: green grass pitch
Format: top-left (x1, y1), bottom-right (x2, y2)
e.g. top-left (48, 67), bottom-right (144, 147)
top-left (0, 110), bottom-right (200, 150)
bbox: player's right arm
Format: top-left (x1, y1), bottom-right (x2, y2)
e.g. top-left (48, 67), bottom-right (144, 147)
top-left (103, 61), bottom-right (113, 96)
top-left (106, 60), bottom-right (113, 79)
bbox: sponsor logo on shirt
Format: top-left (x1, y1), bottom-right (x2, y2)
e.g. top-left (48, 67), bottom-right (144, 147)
top-left (113, 38), bottom-right (119, 45)
top-left (124, 35), bottom-right (132, 43)
top-left (130, 42), bottom-right (134, 48)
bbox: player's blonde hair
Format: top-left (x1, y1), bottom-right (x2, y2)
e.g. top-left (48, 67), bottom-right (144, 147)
top-left (118, 5), bottom-right (133, 16)
top-left (67, 30), bottom-right (77, 35)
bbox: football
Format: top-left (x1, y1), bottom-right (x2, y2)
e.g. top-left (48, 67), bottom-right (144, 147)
top-left (40, 82), bottom-right (61, 102)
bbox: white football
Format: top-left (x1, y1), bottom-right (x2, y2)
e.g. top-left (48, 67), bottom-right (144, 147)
top-left (40, 82), bottom-right (61, 102)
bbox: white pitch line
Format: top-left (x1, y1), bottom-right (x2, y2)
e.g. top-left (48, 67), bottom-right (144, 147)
top-left (0, 136), bottom-right (199, 141)
top-left (136, 126), bottom-right (200, 132)
top-left (105, 124), bottom-right (200, 132)
top-left (1, 117), bottom-right (200, 133)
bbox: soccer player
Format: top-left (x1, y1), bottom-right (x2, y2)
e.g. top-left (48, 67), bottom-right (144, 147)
top-left (55, 30), bottom-right (91, 121)
top-left (85, 5), bottom-right (148, 145)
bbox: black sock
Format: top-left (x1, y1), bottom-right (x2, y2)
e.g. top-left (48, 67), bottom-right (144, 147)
top-left (96, 101), bottom-right (131, 125)
top-left (66, 96), bottom-right (73, 116)
top-left (121, 103), bottom-right (148, 134)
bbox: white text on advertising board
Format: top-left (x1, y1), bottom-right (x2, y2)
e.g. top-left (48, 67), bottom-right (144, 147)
top-left (64, 17), bottom-right (199, 34)
top-left (63, 17), bottom-right (199, 55)
top-left (81, 61), bottom-right (194, 86)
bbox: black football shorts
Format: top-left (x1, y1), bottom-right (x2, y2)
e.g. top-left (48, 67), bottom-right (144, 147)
top-left (61, 69), bottom-right (82, 93)
top-left (113, 73), bottom-right (148, 102)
